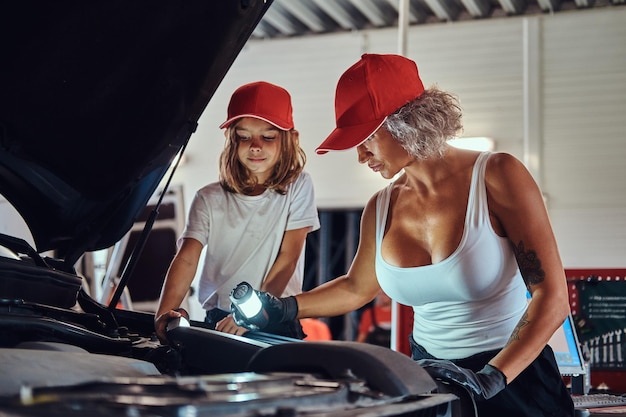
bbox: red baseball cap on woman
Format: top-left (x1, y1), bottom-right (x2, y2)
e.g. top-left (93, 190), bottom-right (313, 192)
top-left (316, 54), bottom-right (425, 155)
top-left (220, 81), bottom-right (294, 130)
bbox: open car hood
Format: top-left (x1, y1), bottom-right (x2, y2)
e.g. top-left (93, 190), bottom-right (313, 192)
top-left (0, 1), bottom-right (271, 266)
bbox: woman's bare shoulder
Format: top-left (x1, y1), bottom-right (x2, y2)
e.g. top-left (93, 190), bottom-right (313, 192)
top-left (486, 151), bottom-right (525, 172)
top-left (485, 152), bottom-right (533, 188)
top-left (485, 151), bottom-right (543, 214)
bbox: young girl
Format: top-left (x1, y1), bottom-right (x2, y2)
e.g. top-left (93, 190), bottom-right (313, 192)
top-left (154, 81), bottom-right (320, 342)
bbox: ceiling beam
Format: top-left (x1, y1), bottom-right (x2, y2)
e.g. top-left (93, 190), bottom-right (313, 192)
top-left (260, 2), bottom-right (303, 36)
top-left (422, 0), bottom-right (462, 21)
top-left (312, 0), bottom-right (368, 30)
top-left (384, 0), bottom-right (430, 23)
top-left (536, 0), bottom-right (562, 11)
top-left (280, 0), bottom-right (335, 33)
top-left (252, 21), bottom-right (279, 39)
top-left (459, 0), bottom-right (493, 16)
top-left (347, 0), bottom-right (396, 27)
top-left (496, 0), bottom-right (527, 14)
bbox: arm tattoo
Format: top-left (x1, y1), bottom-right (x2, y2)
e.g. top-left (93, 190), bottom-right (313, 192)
top-left (513, 240), bottom-right (545, 288)
top-left (506, 310), bottom-right (529, 346)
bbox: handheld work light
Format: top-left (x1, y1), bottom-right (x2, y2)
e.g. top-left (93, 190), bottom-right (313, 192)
top-left (230, 281), bottom-right (268, 329)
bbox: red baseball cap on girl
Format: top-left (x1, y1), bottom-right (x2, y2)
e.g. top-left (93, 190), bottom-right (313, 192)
top-left (219, 81), bottom-right (294, 130)
top-left (316, 54), bottom-right (424, 154)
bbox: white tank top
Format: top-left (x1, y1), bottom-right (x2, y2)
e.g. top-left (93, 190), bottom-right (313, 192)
top-left (375, 152), bottom-right (528, 359)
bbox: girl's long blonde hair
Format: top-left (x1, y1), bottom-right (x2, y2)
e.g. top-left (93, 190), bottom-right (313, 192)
top-left (219, 122), bottom-right (306, 195)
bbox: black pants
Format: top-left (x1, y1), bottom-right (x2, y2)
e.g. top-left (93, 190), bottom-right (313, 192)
top-left (409, 335), bottom-right (575, 417)
top-left (204, 308), bottom-right (306, 340)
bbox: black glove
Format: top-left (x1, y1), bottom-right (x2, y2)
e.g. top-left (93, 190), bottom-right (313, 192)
top-left (417, 359), bottom-right (507, 401)
top-left (231, 289), bottom-right (298, 331)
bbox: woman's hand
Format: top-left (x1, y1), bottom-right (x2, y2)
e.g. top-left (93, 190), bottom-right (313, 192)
top-left (417, 359), bottom-right (507, 401)
top-left (231, 289), bottom-right (298, 330)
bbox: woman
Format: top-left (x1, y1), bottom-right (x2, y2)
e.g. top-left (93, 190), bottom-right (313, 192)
top-left (233, 54), bottom-right (574, 416)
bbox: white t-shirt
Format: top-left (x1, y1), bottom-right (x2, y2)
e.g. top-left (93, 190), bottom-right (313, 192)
top-left (180, 171), bottom-right (320, 311)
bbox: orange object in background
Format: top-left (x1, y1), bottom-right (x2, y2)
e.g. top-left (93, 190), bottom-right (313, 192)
top-left (301, 318), bottom-right (332, 341)
top-left (357, 291), bottom-right (392, 345)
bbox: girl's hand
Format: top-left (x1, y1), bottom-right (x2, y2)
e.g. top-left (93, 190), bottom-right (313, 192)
top-left (154, 308), bottom-right (187, 344)
top-left (215, 315), bottom-right (249, 336)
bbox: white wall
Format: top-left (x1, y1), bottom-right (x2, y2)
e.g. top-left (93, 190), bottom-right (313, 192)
top-left (170, 7), bottom-right (626, 269)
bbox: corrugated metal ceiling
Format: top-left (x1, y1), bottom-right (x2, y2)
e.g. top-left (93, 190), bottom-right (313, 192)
top-left (252, 0), bottom-right (624, 39)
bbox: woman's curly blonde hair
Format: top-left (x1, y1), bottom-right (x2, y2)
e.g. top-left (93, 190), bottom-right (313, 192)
top-left (384, 86), bottom-right (463, 160)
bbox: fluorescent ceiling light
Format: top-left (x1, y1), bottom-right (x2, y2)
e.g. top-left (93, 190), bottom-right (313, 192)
top-left (448, 137), bottom-right (495, 152)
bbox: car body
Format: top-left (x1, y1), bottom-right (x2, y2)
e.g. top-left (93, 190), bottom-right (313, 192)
top-left (0, 2), bottom-right (468, 416)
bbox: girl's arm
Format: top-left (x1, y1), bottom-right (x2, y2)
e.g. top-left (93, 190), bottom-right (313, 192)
top-left (260, 226), bottom-right (311, 296)
top-left (154, 238), bottom-right (203, 342)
